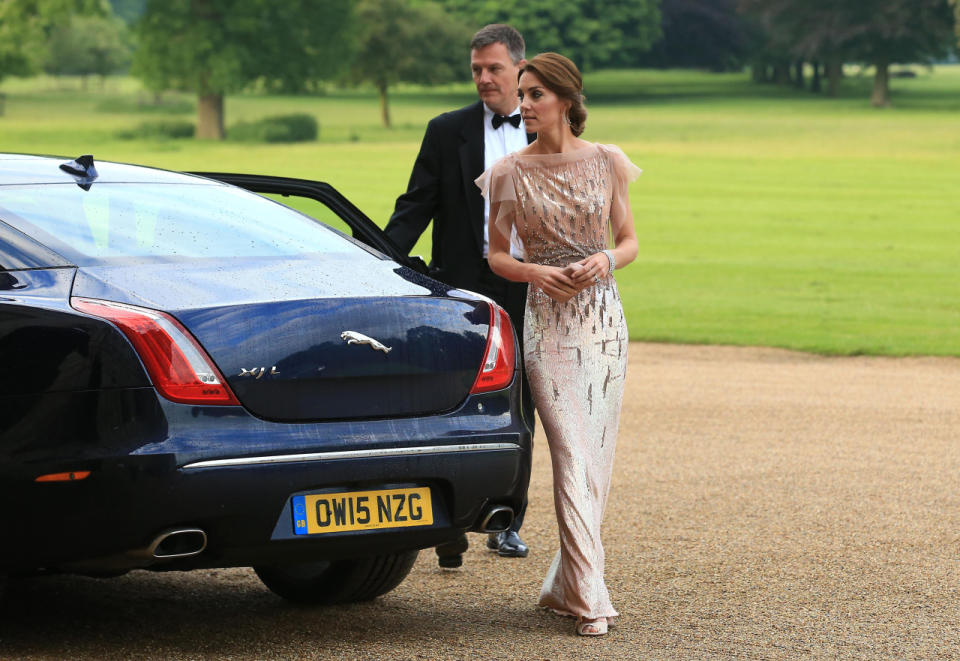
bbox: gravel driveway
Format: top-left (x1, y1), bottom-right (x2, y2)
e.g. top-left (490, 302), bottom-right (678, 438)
top-left (2, 343), bottom-right (958, 660)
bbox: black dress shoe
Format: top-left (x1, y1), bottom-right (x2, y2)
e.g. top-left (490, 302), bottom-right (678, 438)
top-left (437, 553), bottom-right (463, 568)
top-left (435, 533), bottom-right (469, 568)
top-left (487, 530), bottom-right (528, 558)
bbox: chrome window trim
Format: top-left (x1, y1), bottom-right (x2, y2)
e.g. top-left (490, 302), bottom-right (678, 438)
top-left (181, 442), bottom-right (519, 469)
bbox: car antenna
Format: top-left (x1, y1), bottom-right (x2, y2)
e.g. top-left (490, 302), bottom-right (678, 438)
top-left (59, 154), bottom-right (99, 191)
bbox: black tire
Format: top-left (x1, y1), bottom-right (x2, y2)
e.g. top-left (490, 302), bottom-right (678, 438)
top-left (254, 550), bottom-right (418, 605)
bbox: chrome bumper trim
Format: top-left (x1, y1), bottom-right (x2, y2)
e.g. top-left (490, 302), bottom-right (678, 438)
top-left (181, 442), bottom-right (519, 470)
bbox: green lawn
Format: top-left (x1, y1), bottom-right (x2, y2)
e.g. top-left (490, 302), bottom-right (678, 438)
top-left (2, 68), bottom-right (958, 356)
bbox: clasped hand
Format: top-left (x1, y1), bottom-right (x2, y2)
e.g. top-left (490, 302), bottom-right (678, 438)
top-left (531, 253), bottom-right (610, 304)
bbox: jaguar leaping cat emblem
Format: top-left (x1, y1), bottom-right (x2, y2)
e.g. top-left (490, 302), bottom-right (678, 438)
top-left (340, 331), bottom-right (392, 354)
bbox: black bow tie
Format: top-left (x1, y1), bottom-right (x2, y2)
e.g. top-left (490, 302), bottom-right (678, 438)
top-left (492, 113), bottom-right (522, 129)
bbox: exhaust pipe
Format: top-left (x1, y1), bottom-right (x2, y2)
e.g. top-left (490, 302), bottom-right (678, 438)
top-left (478, 505), bottom-right (514, 533)
top-left (62, 528), bottom-right (208, 573)
top-left (148, 528), bottom-right (207, 559)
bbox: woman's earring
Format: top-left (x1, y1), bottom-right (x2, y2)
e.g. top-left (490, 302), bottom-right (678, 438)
top-left (563, 110), bottom-right (571, 126)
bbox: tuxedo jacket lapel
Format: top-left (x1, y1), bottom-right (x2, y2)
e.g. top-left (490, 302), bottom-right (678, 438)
top-left (459, 102), bottom-right (486, 252)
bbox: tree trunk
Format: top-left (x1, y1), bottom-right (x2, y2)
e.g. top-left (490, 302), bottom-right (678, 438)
top-left (793, 60), bottom-right (805, 88)
top-left (378, 81), bottom-right (391, 129)
top-left (197, 93), bottom-right (225, 140)
top-left (825, 57), bottom-right (842, 97)
top-left (773, 61), bottom-right (791, 85)
top-left (811, 60), bottom-right (822, 93)
top-left (871, 61), bottom-right (890, 107)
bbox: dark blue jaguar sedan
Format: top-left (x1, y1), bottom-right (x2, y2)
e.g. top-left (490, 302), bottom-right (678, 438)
top-left (0, 154), bottom-right (530, 604)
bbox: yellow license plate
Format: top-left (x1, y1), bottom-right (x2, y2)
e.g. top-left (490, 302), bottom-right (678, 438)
top-left (292, 486), bottom-right (433, 535)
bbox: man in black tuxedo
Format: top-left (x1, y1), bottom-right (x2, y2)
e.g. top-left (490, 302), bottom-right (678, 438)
top-left (385, 24), bottom-right (534, 565)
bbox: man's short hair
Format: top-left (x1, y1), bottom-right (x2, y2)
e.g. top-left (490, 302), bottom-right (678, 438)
top-left (470, 24), bottom-right (525, 64)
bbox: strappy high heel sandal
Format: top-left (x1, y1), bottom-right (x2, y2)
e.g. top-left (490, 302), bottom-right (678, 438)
top-left (576, 617), bottom-right (608, 636)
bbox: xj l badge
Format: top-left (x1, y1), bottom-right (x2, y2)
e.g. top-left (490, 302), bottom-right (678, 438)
top-left (341, 331), bottom-right (392, 354)
top-left (239, 366), bottom-right (279, 378)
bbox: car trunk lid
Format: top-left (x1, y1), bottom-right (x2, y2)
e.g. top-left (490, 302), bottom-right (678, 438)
top-left (178, 295), bottom-right (489, 420)
top-left (72, 259), bottom-right (491, 420)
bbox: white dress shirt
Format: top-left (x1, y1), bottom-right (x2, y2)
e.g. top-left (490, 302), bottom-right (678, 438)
top-left (482, 103), bottom-right (527, 259)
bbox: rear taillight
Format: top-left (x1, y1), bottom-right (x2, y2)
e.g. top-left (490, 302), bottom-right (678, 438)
top-left (470, 303), bottom-right (516, 393)
top-left (71, 297), bottom-right (239, 406)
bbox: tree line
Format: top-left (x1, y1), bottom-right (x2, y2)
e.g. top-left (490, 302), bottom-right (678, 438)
top-left (740, 0), bottom-right (957, 106)
top-left (1, 0), bottom-right (956, 139)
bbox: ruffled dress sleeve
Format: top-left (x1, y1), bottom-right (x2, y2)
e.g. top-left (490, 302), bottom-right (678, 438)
top-left (475, 156), bottom-right (518, 240)
top-left (597, 144), bottom-right (641, 237)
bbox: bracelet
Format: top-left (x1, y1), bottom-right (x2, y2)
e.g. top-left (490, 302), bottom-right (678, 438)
top-left (601, 249), bottom-right (616, 273)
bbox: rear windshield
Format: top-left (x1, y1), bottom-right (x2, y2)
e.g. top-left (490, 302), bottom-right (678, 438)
top-left (0, 182), bottom-right (373, 265)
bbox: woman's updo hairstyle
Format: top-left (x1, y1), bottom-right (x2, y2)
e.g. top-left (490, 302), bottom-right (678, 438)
top-left (520, 53), bottom-right (587, 137)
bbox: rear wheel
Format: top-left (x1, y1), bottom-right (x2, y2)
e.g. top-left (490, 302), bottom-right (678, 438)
top-left (254, 550), bottom-right (418, 605)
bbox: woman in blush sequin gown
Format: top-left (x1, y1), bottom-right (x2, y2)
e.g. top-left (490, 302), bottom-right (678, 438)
top-left (477, 53), bottom-right (641, 637)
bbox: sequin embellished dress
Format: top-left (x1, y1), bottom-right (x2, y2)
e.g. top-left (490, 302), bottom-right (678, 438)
top-left (477, 143), bottom-right (641, 620)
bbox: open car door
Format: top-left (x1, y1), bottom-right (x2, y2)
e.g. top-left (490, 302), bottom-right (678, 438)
top-left (190, 172), bottom-right (428, 275)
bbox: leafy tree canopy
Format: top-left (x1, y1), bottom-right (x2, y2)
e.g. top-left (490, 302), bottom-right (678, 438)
top-left (740, 0), bottom-right (955, 64)
top-left (132, 0), bottom-right (353, 138)
top-left (436, 0), bottom-right (662, 70)
top-left (351, 0), bottom-right (471, 89)
top-left (639, 0), bottom-right (748, 71)
top-left (107, 0), bottom-right (145, 24)
top-left (0, 0), bottom-right (108, 82)
top-left (46, 14), bottom-right (131, 78)
top-left (739, 0), bottom-right (955, 104)
top-left (350, 0), bottom-right (472, 127)
top-left (132, 0), bottom-right (353, 96)
top-left (844, 0), bottom-right (955, 66)
top-left (954, 0), bottom-right (960, 45)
